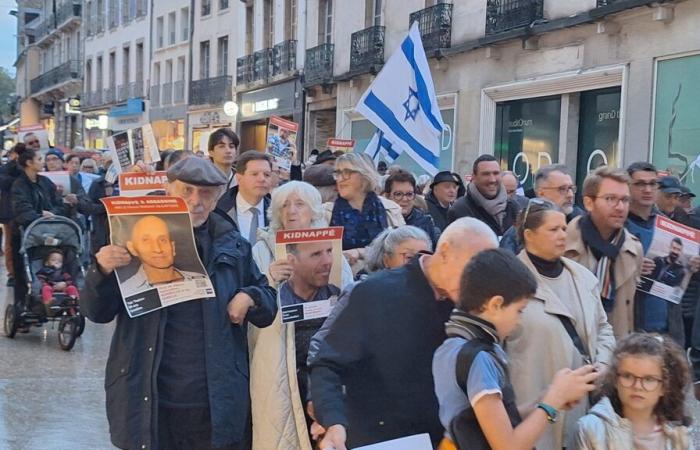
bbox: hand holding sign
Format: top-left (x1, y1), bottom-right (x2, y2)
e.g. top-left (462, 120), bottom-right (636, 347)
top-left (96, 245), bottom-right (133, 275)
top-left (227, 292), bottom-right (256, 325)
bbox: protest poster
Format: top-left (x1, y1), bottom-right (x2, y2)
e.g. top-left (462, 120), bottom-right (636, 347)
top-left (108, 130), bottom-right (132, 173)
top-left (18, 124), bottom-right (50, 149)
top-left (40, 171), bottom-right (71, 195)
top-left (102, 196), bottom-right (215, 318)
top-left (107, 125), bottom-right (162, 176)
top-left (637, 215), bottom-right (700, 304)
top-left (118, 171), bottom-right (168, 197)
top-left (275, 227), bottom-right (344, 323)
top-left (326, 138), bottom-right (355, 153)
top-left (266, 115), bottom-right (298, 172)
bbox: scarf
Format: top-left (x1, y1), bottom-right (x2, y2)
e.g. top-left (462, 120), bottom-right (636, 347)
top-left (330, 191), bottom-right (388, 250)
top-left (445, 308), bottom-right (500, 344)
top-left (467, 181), bottom-right (508, 227)
top-left (580, 214), bottom-right (625, 311)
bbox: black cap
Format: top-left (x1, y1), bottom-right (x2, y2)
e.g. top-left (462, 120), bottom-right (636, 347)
top-left (314, 150), bottom-right (337, 165)
top-left (680, 185), bottom-right (696, 198)
top-left (430, 171), bottom-right (461, 189)
top-left (658, 176), bottom-right (683, 194)
top-left (167, 158), bottom-right (228, 186)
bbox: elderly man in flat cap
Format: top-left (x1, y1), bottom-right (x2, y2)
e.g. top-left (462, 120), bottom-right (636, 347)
top-left (81, 157), bottom-right (277, 450)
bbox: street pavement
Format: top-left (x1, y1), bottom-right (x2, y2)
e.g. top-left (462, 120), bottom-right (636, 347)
top-left (2, 260), bottom-right (700, 449)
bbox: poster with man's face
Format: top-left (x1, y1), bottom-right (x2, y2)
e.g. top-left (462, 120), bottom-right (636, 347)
top-left (638, 215), bottom-right (700, 304)
top-left (275, 227), bottom-right (344, 323)
top-left (102, 196), bottom-right (215, 318)
top-left (266, 115), bottom-right (299, 172)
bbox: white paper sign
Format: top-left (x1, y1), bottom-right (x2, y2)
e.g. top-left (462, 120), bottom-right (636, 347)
top-left (353, 434), bottom-right (432, 450)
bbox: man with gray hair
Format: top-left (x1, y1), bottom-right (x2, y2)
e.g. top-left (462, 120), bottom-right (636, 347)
top-left (500, 164), bottom-right (583, 254)
top-left (310, 218), bottom-right (498, 450)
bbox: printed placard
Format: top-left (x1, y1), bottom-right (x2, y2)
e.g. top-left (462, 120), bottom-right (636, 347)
top-left (40, 171), bottom-right (71, 195)
top-left (266, 115), bottom-right (299, 172)
top-left (102, 196), bottom-right (215, 318)
top-left (107, 125), bottom-right (161, 177)
top-left (118, 171), bottom-right (168, 197)
top-left (637, 216), bottom-right (700, 304)
top-left (275, 227), bottom-right (344, 323)
top-left (326, 138), bottom-right (355, 153)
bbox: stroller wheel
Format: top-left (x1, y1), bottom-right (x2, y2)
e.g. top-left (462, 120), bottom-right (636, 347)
top-left (4, 303), bottom-right (18, 338)
top-left (75, 313), bottom-right (86, 338)
top-left (58, 316), bottom-right (78, 351)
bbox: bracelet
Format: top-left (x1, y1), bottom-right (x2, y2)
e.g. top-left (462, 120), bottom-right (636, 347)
top-left (536, 402), bottom-right (558, 424)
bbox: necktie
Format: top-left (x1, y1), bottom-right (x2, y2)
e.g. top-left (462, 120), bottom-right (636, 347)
top-left (249, 207), bottom-right (259, 244)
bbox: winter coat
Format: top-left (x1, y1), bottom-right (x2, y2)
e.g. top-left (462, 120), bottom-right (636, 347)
top-left (425, 192), bottom-right (450, 232)
top-left (11, 171), bottom-right (66, 230)
top-left (565, 216), bottom-right (644, 339)
top-left (0, 160), bottom-right (21, 223)
top-left (80, 211), bottom-right (277, 450)
top-left (248, 227), bottom-right (354, 450)
top-left (216, 185), bottom-right (270, 228)
top-left (576, 397), bottom-right (693, 450)
top-left (507, 251), bottom-right (616, 450)
top-left (85, 178), bottom-right (112, 254)
top-left (404, 206), bottom-right (441, 248)
top-left (446, 189), bottom-right (519, 237)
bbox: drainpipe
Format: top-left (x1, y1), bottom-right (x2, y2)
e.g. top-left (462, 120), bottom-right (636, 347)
top-left (184, 0), bottom-right (195, 149)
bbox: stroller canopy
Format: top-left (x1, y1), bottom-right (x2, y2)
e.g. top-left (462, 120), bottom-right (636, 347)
top-left (20, 216), bottom-right (84, 256)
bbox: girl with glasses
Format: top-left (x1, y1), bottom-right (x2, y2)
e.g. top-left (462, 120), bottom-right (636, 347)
top-left (576, 333), bottom-right (692, 450)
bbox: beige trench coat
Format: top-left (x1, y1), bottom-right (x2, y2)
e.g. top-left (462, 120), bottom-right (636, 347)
top-left (565, 216), bottom-right (643, 339)
top-left (507, 252), bottom-right (616, 450)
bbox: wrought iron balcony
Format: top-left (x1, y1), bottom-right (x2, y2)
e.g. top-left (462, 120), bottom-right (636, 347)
top-left (409, 3), bottom-right (452, 52)
top-left (236, 55), bottom-right (254, 85)
top-left (34, 14), bottom-right (55, 42)
top-left (485, 0), bottom-right (544, 35)
top-left (129, 80), bottom-right (144, 98)
top-left (273, 40), bottom-right (296, 77)
top-left (189, 75), bottom-right (232, 105)
top-left (30, 60), bottom-right (82, 94)
top-left (304, 43), bottom-right (334, 87)
top-left (150, 85), bottom-right (160, 106)
top-left (350, 26), bottom-right (385, 75)
top-left (253, 49), bottom-right (272, 82)
top-left (117, 84), bottom-right (129, 101)
top-left (174, 80), bottom-right (185, 103)
top-left (162, 82), bottom-right (173, 105)
top-left (56, 2), bottom-right (81, 25)
top-left (104, 86), bottom-right (116, 104)
top-left (88, 89), bottom-right (103, 107)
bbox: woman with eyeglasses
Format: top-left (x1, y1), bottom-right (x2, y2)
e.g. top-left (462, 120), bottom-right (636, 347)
top-left (326, 153), bottom-right (404, 271)
top-left (576, 333), bottom-right (692, 450)
top-left (506, 198), bottom-right (615, 450)
top-left (383, 169), bottom-right (440, 247)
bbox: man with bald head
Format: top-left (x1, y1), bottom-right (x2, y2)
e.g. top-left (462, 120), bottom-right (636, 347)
top-left (310, 218), bottom-right (499, 449)
top-left (120, 215), bottom-right (205, 294)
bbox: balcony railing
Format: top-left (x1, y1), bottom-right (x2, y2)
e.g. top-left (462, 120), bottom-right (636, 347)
top-left (96, 15), bottom-right (105, 34)
top-left (189, 75), bottom-right (232, 105)
top-left (117, 84), bottom-right (129, 101)
top-left (35, 14), bottom-right (55, 42)
top-left (485, 0), bottom-right (544, 35)
top-left (409, 3), bottom-right (453, 51)
top-left (236, 55), bottom-right (254, 85)
top-left (129, 80), bottom-right (144, 98)
top-left (253, 48), bottom-right (273, 82)
top-left (150, 85), bottom-right (160, 106)
top-left (104, 86), bottom-right (116, 104)
top-left (174, 80), bottom-right (185, 103)
top-left (350, 26), bottom-right (385, 75)
top-left (273, 40), bottom-right (297, 77)
top-left (162, 82), bottom-right (173, 105)
top-left (136, 0), bottom-right (147, 17)
top-left (304, 43), bottom-right (334, 86)
top-left (56, 2), bottom-right (81, 25)
top-left (30, 60), bottom-right (82, 94)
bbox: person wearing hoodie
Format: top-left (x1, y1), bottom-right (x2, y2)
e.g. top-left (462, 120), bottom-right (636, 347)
top-left (576, 333), bottom-right (693, 450)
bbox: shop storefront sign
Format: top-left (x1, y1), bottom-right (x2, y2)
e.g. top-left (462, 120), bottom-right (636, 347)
top-left (239, 80), bottom-right (301, 121)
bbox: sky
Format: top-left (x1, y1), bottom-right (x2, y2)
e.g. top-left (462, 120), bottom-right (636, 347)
top-left (0, 4), bottom-right (17, 75)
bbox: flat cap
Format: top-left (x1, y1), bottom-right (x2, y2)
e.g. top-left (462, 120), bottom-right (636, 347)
top-left (167, 157), bottom-right (228, 186)
top-left (303, 163), bottom-right (335, 187)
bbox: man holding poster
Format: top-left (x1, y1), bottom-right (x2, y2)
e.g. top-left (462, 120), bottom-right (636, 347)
top-left (80, 157), bottom-right (277, 450)
top-left (266, 115), bottom-right (298, 172)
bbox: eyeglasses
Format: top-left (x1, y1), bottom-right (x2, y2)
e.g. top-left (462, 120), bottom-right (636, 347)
top-left (332, 168), bottom-right (359, 181)
top-left (522, 198), bottom-right (555, 225)
top-left (631, 181), bottom-right (660, 189)
top-left (617, 372), bottom-right (662, 392)
top-left (391, 191), bottom-right (416, 200)
top-left (663, 192), bottom-right (681, 200)
top-left (27, 140), bottom-right (39, 146)
top-left (595, 195), bottom-right (631, 207)
top-left (541, 185), bottom-right (577, 195)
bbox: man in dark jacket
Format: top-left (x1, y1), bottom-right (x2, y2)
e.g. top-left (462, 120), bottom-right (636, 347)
top-left (0, 144), bottom-right (22, 285)
top-left (310, 217), bottom-right (498, 449)
top-left (425, 171), bottom-right (460, 232)
top-left (80, 157), bottom-right (277, 450)
top-left (448, 155), bottom-right (519, 238)
top-left (383, 170), bottom-right (440, 247)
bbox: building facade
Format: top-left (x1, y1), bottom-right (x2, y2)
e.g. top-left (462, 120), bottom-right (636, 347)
top-left (13, 1), bottom-right (42, 133)
top-left (81, 0), bottom-right (149, 149)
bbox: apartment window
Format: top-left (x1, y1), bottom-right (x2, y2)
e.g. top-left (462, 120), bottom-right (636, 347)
top-left (96, 56), bottom-right (103, 91)
top-left (135, 42), bottom-right (144, 95)
top-left (200, 41), bottom-right (210, 79)
top-left (136, 0), bottom-right (147, 17)
top-left (180, 7), bottom-right (189, 41)
top-left (217, 36), bottom-right (228, 76)
top-left (365, 0), bottom-right (382, 27)
top-left (177, 56), bottom-right (186, 81)
top-left (85, 59), bottom-right (93, 92)
top-left (318, 0), bottom-right (333, 44)
top-left (123, 46), bottom-right (130, 85)
top-left (168, 12), bottom-right (176, 45)
top-left (153, 62), bottom-right (160, 84)
top-left (263, 0), bottom-right (273, 48)
top-left (156, 16), bottom-right (164, 48)
top-left (165, 60), bottom-right (173, 83)
top-left (109, 0), bottom-right (119, 29)
top-left (220, 0), bottom-right (229, 10)
top-left (202, 0), bottom-right (211, 17)
top-left (121, 0), bottom-right (130, 24)
top-left (109, 51), bottom-right (116, 90)
top-left (285, 0), bottom-right (297, 40)
top-left (97, 0), bottom-right (105, 32)
top-left (245, 5), bottom-right (253, 55)
top-left (129, 0), bottom-right (136, 18)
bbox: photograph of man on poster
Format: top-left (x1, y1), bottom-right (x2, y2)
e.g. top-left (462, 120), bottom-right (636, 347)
top-left (119, 214), bottom-right (206, 295)
top-left (279, 240), bottom-right (340, 307)
top-left (650, 237), bottom-right (687, 290)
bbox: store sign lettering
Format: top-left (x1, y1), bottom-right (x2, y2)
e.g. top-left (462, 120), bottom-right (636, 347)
top-left (586, 149), bottom-right (609, 174)
top-left (199, 112), bottom-right (221, 125)
top-left (512, 151), bottom-right (553, 184)
top-left (598, 109), bottom-right (620, 122)
top-left (253, 98), bottom-right (279, 113)
top-left (508, 118), bottom-right (533, 130)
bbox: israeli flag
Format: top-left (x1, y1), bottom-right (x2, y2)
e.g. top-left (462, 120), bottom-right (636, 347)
top-left (355, 22), bottom-right (445, 175)
top-left (363, 130), bottom-right (401, 163)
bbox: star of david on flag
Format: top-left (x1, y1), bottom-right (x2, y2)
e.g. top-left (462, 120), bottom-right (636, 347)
top-left (355, 22), bottom-right (445, 175)
top-left (363, 130), bottom-right (401, 164)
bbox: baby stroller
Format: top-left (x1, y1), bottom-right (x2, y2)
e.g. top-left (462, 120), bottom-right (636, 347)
top-left (3, 216), bottom-right (87, 351)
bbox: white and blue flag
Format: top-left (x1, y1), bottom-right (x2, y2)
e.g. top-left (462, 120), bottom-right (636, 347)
top-left (363, 130), bottom-right (401, 164)
top-left (355, 22), bottom-right (445, 175)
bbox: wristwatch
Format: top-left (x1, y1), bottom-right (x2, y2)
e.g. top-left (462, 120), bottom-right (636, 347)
top-left (536, 402), bottom-right (558, 424)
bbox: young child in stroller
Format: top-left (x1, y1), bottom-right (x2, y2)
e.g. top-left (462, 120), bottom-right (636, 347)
top-left (36, 249), bottom-right (79, 311)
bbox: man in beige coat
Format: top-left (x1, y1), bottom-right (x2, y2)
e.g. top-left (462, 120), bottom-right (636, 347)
top-left (565, 167), bottom-right (643, 339)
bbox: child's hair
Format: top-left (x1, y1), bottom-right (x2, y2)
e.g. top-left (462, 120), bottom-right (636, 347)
top-left (601, 333), bottom-right (691, 425)
top-left (458, 248), bottom-right (537, 312)
top-left (44, 249), bottom-right (64, 264)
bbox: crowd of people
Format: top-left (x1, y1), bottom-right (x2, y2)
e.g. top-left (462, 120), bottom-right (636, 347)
top-left (3, 128), bottom-right (700, 450)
